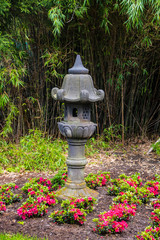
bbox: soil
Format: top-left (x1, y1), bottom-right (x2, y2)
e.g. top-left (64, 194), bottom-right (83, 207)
top-left (0, 141), bottom-right (160, 240)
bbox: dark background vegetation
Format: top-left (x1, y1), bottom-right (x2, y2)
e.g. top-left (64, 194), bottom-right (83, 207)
top-left (0, 0), bottom-right (160, 141)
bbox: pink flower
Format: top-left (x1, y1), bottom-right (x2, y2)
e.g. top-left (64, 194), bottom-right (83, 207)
top-left (74, 213), bottom-right (78, 220)
top-left (88, 197), bottom-right (92, 201)
top-left (30, 191), bottom-right (35, 195)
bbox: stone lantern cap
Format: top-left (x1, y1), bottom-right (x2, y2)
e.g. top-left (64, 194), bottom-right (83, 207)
top-left (51, 55), bottom-right (104, 103)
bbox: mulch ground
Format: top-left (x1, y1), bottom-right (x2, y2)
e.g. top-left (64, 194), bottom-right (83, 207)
top-left (0, 140), bottom-right (159, 240)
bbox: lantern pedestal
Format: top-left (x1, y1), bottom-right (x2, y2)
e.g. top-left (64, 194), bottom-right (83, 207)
top-left (55, 138), bottom-right (99, 200)
top-left (55, 186), bottom-right (99, 201)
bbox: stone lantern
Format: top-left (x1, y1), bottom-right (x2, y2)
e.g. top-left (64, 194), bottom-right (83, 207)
top-left (51, 55), bottom-right (104, 199)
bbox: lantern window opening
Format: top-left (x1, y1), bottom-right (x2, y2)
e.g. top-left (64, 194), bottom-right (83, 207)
top-left (82, 107), bottom-right (89, 120)
top-left (73, 108), bottom-right (78, 117)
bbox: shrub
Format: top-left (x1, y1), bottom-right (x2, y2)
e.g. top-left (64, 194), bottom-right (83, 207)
top-left (85, 171), bottom-right (110, 189)
top-left (0, 183), bottom-right (21, 205)
top-left (49, 208), bottom-right (87, 225)
top-left (113, 191), bottom-right (142, 205)
top-left (0, 201), bottom-right (6, 213)
top-left (21, 177), bottom-right (52, 194)
top-left (135, 226), bottom-right (160, 240)
top-left (93, 203), bottom-right (136, 235)
top-left (50, 170), bottom-right (67, 190)
top-left (61, 197), bottom-right (97, 213)
top-left (150, 208), bottom-right (160, 228)
top-left (17, 201), bottom-right (48, 220)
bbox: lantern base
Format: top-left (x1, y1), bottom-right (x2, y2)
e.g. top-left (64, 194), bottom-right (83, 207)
top-left (55, 186), bottom-right (99, 201)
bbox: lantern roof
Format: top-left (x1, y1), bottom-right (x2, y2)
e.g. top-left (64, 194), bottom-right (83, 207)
top-left (51, 55), bottom-right (104, 103)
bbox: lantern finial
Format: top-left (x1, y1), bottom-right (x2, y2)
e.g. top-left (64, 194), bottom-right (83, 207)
top-left (68, 55), bottom-right (89, 74)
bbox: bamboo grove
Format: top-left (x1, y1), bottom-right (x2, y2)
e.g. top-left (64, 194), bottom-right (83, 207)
top-left (0, 0), bottom-right (160, 140)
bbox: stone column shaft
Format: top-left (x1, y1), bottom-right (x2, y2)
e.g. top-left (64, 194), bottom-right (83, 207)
top-left (66, 139), bottom-right (87, 189)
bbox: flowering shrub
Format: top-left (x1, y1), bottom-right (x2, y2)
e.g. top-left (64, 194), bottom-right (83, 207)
top-left (0, 183), bottom-right (21, 205)
top-left (93, 203), bottom-right (136, 234)
top-left (50, 170), bottom-right (67, 190)
top-left (93, 218), bottom-right (128, 234)
top-left (144, 181), bottom-right (160, 197)
top-left (137, 187), bottom-right (154, 204)
top-left (18, 177), bottom-right (58, 220)
top-left (135, 174), bottom-right (160, 239)
top-left (61, 197), bottom-right (97, 213)
top-left (108, 173), bottom-right (156, 205)
top-left (120, 173), bottom-right (142, 184)
top-left (0, 192), bottom-right (21, 205)
top-left (150, 208), bottom-right (160, 227)
top-left (19, 188), bottom-right (57, 217)
top-left (113, 191), bottom-right (142, 205)
top-left (108, 181), bottom-right (137, 196)
top-left (0, 183), bottom-right (19, 192)
top-left (154, 174), bottom-right (160, 182)
top-left (17, 201), bottom-right (48, 220)
top-left (151, 199), bottom-right (160, 209)
top-left (108, 173), bottom-right (142, 196)
top-left (49, 208), bottom-right (87, 225)
top-left (135, 226), bottom-right (160, 240)
top-left (1, 171), bottom-right (160, 237)
top-left (21, 177), bottom-right (52, 194)
top-left (109, 203), bottom-right (137, 220)
top-left (85, 171), bottom-right (110, 189)
top-left (27, 185), bottom-right (50, 196)
top-left (36, 192), bottom-right (58, 206)
top-left (0, 201), bottom-right (6, 213)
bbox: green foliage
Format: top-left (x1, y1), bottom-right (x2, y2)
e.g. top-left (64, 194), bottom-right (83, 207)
top-left (21, 178), bottom-right (52, 195)
top-left (0, 130), bottom-right (67, 172)
top-left (61, 197), bottom-right (97, 213)
top-left (85, 171), bottom-right (111, 189)
top-left (48, 0), bottom-right (88, 36)
top-left (103, 124), bottom-right (124, 142)
top-left (0, 0), bottom-right (10, 16)
top-left (49, 207), bottom-right (87, 225)
top-left (48, 7), bottom-right (65, 36)
top-left (50, 170), bottom-right (67, 190)
top-left (0, 183), bottom-right (21, 205)
top-left (42, 49), bottom-right (64, 79)
top-left (0, 32), bottom-right (26, 136)
top-left (119, 0), bottom-right (160, 30)
top-left (0, 0), bottom-right (159, 139)
top-left (113, 191), bottom-right (142, 205)
top-left (86, 137), bottom-right (110, 156)
top-left (152, 141), bottom-right (160, 156)
top-left (0, 233), bottom-right (47, 240)
top-left (135, 226), bottom-right (160, 240)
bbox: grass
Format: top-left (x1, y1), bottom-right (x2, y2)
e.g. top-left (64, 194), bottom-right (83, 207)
top-left (152, 141), bottom-right (160, 156)
top-left (0, 233), bottom-right (47, 240)
top-left (85, 137), bottom-right (111, 156)
top-left (1, 128), bottom-right (158, 173)
top-left (0, 130), bottom-right (67, 172)
top-left (0, 129), bottom-right (119, 173)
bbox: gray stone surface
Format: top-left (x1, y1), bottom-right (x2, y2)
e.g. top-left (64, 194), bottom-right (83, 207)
top-left (58, 121), bottom-right (96, 139)
top-left (51, 75), bottom-right (104, 102)
top-left (51, 55), bottom-right (104, 199)
top-left (68, 55), bottom-right (89, 74)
